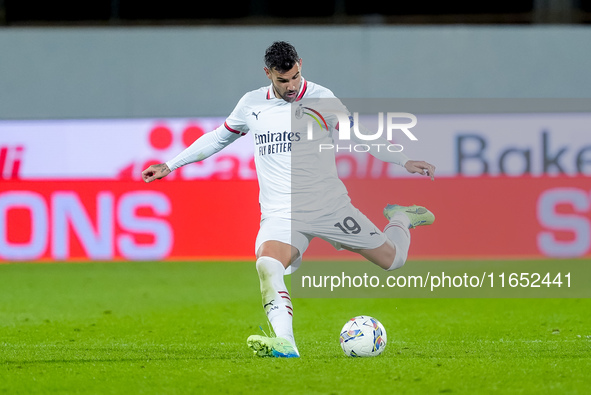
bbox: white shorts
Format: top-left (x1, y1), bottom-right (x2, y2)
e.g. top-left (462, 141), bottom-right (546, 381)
top-left (255, 203), bottom-right (388, 274)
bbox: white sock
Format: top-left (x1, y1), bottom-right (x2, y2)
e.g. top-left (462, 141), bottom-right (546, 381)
top-left (383, 213), bottom-right (411, 270)
top-left (255, 256), bottom-right (297, 350)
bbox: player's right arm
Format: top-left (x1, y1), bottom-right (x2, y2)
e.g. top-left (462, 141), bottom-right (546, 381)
top-left (141, 125), bottom-right (242, 183)
top-left (142, 94), bottom-right (250, 183)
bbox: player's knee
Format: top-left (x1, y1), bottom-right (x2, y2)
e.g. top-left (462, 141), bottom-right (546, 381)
top-left (256, 256), bottom-right (288, 303)
top-left (387, 248), bottom-right (407, 271)
top-left (256, 256), bottom-right (274, 278)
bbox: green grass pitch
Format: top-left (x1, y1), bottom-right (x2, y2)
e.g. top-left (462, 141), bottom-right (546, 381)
top-left (1, 261), bottom-right (590, 394)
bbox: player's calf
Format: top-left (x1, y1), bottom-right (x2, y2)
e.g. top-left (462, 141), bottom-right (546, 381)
top-left (382, 204), bottom-right (434, 270)
top-left (383, 222), bottom-right (410, 271)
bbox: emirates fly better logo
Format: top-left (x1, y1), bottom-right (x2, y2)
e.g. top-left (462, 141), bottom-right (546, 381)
top-left (295, 103), bottom-right (418, 153)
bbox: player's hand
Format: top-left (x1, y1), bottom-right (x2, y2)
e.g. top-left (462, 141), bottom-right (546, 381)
top-left (404, 160), bottom-right (436, 181)
top-left (142, 163), bottom-right (171, 183)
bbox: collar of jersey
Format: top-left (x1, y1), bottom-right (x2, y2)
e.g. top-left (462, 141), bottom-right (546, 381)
top-left (266, 78), bottom-right (308, 102)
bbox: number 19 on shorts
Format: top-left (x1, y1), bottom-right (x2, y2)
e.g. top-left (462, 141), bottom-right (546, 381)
top-left (334, 217), bottom-right (361, 234)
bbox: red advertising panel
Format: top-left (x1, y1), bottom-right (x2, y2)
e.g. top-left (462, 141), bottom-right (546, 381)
top-left (0, 180), bottom-right (260, 262)
top-left (1, 177), bottom-right (590, 262)
top-left (1, 112), bottom-right (590, 262)
top-left (341, 176), bottom-right (591, 260)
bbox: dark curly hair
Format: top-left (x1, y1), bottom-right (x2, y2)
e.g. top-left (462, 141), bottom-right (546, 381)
top-left (264, 41), bottom-right (300, 73)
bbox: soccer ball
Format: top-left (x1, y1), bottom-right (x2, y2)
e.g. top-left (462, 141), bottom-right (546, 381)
top-left (339, 315), bottom-right (387, 357)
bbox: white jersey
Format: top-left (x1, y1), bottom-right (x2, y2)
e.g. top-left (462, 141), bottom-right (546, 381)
top-left (223, 78), bottom-right (350, 220)
top-left (166, 78), bottom-right (408, 221)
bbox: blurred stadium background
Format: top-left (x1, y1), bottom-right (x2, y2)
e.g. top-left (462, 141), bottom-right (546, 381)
top-left (1, 3), bottom-right (591, 394)
top-left (0, 1), bottom-right (590, 264)
top-left (2, 0), bottom-right (591, 24)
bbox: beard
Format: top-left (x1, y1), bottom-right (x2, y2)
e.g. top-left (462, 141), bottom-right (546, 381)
top-left (273, 84), bottom-right (299, 103)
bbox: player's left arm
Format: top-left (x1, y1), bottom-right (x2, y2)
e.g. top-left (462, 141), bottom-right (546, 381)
top-left (350, 123), bottom-right (435, 181)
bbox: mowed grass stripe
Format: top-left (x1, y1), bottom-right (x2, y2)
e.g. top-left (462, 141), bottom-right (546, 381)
top-left (1, 261), bottom-right (590, 394)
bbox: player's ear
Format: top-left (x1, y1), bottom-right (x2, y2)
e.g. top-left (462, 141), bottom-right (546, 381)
top-left (264, 67), bottom-right (272, 80)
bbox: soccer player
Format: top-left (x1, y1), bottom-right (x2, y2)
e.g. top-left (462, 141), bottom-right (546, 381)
top-left (142, 41), bottom-right (436, 358)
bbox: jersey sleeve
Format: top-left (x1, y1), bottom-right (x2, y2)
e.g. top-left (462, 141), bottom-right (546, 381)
top-left (165, 94), bottom-right (252, 171)
top-left (165, 124), bottom-right (242, 171)
top-left (223, 94), bottom-right (250, 136)
top-left (314, 89), bottom-right (352, 132)
top-left (351, 123), bottom-right (410, 166)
